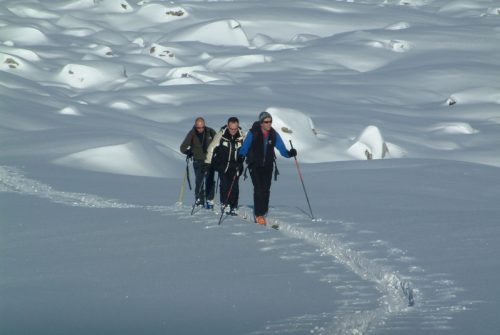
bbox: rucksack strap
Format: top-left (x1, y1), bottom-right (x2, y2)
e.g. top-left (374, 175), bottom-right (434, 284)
top-left (273, 159), bottom-right (279, 181)
top-left (243, 165), bottom-right (249, 180)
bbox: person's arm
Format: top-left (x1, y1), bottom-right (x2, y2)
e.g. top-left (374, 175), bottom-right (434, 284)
top-left (238, 131), bottom-right (253, 157)
top-left (180, 129), bottom-right (194, 154)
top-left (205, 130), bottom-right (223, 164)
top-left (274, 132), bottom-right (291, 158)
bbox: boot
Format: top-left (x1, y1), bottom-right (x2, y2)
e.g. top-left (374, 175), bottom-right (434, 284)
top-left (255, 216), bottom-right (266, 225)
top-left (227, 207), bottom-right (238, 216)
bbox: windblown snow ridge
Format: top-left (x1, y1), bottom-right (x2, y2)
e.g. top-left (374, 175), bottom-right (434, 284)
top-left (0, 165), bottom-right (138, 209)
top-left (280, 222), bottom-right (415, 304)
top-left (276, 219), bottom-right (415, 334)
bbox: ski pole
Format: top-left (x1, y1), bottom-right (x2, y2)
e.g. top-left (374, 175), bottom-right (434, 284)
top-left (177, 167), bottom-right (187, 204)
top-left (218, 171), bottom-right (239, 225)
top-left (289, 140), bottom-right (315, 220)
top-left (186, 156), bottom-right (192, 191)
top-left (215, 173), bottom-right (220, 196)
top-left (191, 169), bottom-right (208, 215)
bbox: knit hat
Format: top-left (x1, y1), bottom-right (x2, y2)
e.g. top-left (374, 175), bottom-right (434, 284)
top-left (258, 111), bottom-right (272, 123)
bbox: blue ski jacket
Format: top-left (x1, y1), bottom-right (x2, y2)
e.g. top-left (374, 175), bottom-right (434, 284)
top-left (239, 122), bottom-right (290, 167)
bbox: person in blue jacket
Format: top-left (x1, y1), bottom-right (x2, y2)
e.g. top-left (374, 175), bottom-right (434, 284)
top-left (239, 111), bottom-right (297, 225)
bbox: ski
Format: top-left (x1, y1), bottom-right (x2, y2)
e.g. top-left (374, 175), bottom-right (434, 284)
top-left (190, 204), bottom-right (280, 230)
top-left (227, 206), bottom-right (280, 230)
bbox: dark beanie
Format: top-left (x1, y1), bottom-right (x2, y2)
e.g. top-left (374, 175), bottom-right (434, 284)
top-left (259, 111), bottom-right (272, 123)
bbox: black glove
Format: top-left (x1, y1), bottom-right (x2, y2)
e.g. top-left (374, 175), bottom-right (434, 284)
top-left (184, 149), bottom-right (193, 159)
top-left (288, 148), bottom-right (297, 157)
top-left (238, 155), bottom-right (245, 164)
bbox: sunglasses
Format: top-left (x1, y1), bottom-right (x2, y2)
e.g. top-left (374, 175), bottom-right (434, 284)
top-left (262, 120), bottom-right (272, 124)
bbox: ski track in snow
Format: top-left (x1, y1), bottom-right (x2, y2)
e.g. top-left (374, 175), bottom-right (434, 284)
top-left (0, 165), bottom-right (464, 334)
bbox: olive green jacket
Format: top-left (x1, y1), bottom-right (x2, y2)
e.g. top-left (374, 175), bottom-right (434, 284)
top-left (180, 126), bottom-right (216, 161)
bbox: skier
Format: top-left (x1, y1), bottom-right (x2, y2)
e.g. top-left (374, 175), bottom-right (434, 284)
top-left (180, 117), bottom-right (216, 209)
top-left (205, 117), bottom-right (245, 216)
top-left (239, 111), bottom-right (297, 225)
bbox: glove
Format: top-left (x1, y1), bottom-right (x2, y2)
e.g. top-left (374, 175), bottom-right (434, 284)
top-left (288, 148), bottom-right (297, 157)
top-left (236, 156), bottom-right (245, 174)
top-left (185, 149), bottom-right (193, 159)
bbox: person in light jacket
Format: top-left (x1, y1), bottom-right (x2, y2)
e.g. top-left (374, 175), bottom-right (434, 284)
top-left (205, 117), bottom-right (245, 215)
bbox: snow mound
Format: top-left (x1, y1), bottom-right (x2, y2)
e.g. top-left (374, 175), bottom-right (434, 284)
top-left (165, 65), bottom-right (208, 79)
top-left (438, 0), bottom-right (492, 16)
top-left (385, 22), bottom-right (411, 30)
top-left (6, 3), bottom-right (59, 19)
top-left (348, 125), bottom-right (404, 160)
top-left (486, 7), bottom-right (500, 16)
top-left (107, 100), bottom-right (135, 110)
top-left (168, 19), bottom-right (250, 47)
top-left (83, 44), bottom-right (114, 58)
top-left (368, 39), bottom-right (411, 53)
top-left (148, 43), bottom-right (181, 65)
top-left (141, 92), bottom-right (181, 105)
top-left (2, 47), bottom-right (41, 62)
top-left (53, 141), bottom-right (178, 177)
top-left (290, 34), bottom-right (321, 43)
top-left (137, 4), bottom-right (188, 23)
top-left (188, 71), bottom-right (233, 84)
top-left (251, 34), bottom-right (298, 51)
top-left (251, 34), bottom-right (275, 48)
top-left (55, 62), bottom-right (126, 89)
top-left (448, 88), bottom-right (500, 105)
top-left (58, 106), bottom-right (82, 116)
top-left (52, 0), bottom-right (97, 10)
top-left (383, 0), bottom-right (428, 6)
top-left (0, 26), bottom-right (49, 46)
top-left (148, 43), bottom-right (210, 66)
top-left (428, 122), bottom-right (478, 135)
top-left (0, 52), bottom-right (42, 75)
top-left (93, 0), bottom-right (134, 13)
top-left (207, 54), bottom-right (272, 70)
top-left (1, 53), bottom-right (23, 70)
top-left (160, 76), bottom-right (204, 86)
top-left (264, 107), bottom-right (319, 153)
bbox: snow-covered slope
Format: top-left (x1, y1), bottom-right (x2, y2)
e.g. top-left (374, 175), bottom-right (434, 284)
top-left (1, 0), bottom-right (500, 334)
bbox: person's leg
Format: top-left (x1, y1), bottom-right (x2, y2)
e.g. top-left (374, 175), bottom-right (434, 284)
top-left (219, 172), bottom-right (230, 205)
top-left (193, 160), bottom-right (205, 204)
top-left (230, 180), bottom-right (239, 210)
top-left (227, 170), bottom-right (239, 210)
top-left (205, 165), bottom-right (215, 202)
top-left (250, 166), bottom-right (266, 217)
top-left (261, 164), bottom-right (274, 215)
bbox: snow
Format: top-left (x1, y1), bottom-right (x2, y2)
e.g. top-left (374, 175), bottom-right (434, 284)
top-left (1, 0), bottom-right (500, 334)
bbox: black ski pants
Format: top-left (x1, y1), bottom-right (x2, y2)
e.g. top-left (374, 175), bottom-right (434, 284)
top-left (219, 169), bottom-right (239, 209)
top-left (193, 159), bottom-right (215, 203)
top-left (249, 164), bottom-right (273, 217)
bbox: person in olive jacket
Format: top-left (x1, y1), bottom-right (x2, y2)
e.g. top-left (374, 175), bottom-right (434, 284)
top-left (205, 117), bottom-right (245, 215)
top-left (180, 117), bottom-right (216, 208)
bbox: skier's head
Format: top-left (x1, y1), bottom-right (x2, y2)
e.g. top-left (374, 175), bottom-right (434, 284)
top-left (194, 117), bottom-right (205, 133)
top-left (259, 111), bottom-right (272, 131)
top-left (258, 111), bottom-right (272, 124)
top-left (227, 116), bottom-right (239, 135)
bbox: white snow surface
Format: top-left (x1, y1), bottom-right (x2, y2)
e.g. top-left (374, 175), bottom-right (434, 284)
top-left (1, 0), bottom-right (500, 334)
